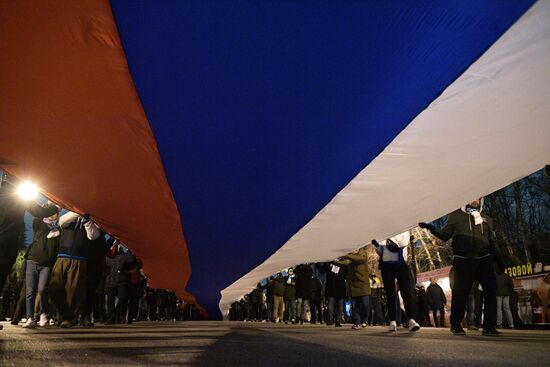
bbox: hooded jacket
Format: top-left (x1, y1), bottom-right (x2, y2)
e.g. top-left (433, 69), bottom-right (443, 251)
top-left (376, 231), bottom-right (410, 265)
top-left (336, 247), bottom-right (371, 298)
top-left (429, 201), bottom-right (500, 259)
top-left (26, 217), bottom-right (60, 267)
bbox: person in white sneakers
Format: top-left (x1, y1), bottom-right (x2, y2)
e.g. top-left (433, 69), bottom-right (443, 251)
top-left (22, 201), bottom-right (61, 329)
top-left (372, 231), bottom-right (420, 332)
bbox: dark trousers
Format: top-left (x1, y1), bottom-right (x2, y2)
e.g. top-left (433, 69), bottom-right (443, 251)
top-left (10, 281), bottom-right (26, 324)
top-left (431, 307), bottom-right (445, 327)
top-left (127, 284), bottom-right (140, 322)
top-left (327, 297), bottom-right (344, 324)
top-left (450, 256), bottom-right (496, 328)
top-left (252, 304), bottom-right (263, 321)
top-left (106, 285), bottom-right (128, 323)
top-left (381, 262), bottom-right (417, 322)
top-left (0, 263), bottom-right (13, 295)
top-left (369, 295), bottom-right (385, 325)
top-left (310, 300), bottom-right (323, 323)
top-left (351, 295), bottom-right (369, 326)
top-left (81, 278), bottom-right (100, 319)
top-left (0, 259), bottom-right (18, 320)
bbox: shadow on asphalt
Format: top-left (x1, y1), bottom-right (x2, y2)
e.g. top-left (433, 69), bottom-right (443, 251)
top-left (3, 322), bottom-right (550, 366)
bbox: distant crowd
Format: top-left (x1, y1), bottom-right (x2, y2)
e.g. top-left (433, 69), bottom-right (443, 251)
top-left (231, 198), bottom-right (521, 336)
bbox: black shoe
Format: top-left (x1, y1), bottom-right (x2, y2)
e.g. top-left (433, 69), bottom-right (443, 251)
top-left (450, 324), bottom-right (466, 335)
top-left (335, 323), bottom-right (342, 327)
top-left (482, 327), bottom-right (502, 336)
top-left (60, 320), bottom-right (73, 328)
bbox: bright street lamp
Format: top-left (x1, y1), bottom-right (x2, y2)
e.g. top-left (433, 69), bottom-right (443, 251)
top-left (16, 180), bottom-right (38, 201)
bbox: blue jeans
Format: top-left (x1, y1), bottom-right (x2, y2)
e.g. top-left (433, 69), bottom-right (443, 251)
top-left (351, 295), bottom-right (369, 326)
top-left (25, 260), bottom-right (52, 318)
top-left (327, 297), bottom-right (344, 324)
top-left (296, 298), bottom-right (310, 321)
top-left (285, 299), bottom-right (296, 321)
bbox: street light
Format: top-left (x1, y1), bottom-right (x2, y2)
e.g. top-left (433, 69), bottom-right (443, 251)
top-left (16, 180), bottom-right (38, 201)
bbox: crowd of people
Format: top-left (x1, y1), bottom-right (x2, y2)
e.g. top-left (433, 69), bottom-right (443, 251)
top-left (0, 173), bottom-right (198, 330)
top-left (1, 172), bottom-right (522, 335)
top-left (231, 198), bottom-right (519, 336)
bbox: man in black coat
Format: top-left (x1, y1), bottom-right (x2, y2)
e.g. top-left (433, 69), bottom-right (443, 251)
top-left (295, 263), bottom-right (313, 324)
top-left (310, 276), bottom-right (323, 324)
top-left (105, 240), bottom-right (136, 324)
top-left (427, 278), bottom-right (447, 327)
top-left (420, 198), bottom-right (503, 336)
top-left (317, 262), bottom-right (347, 327)
top-left (80, 232), bottom-right (109, 326)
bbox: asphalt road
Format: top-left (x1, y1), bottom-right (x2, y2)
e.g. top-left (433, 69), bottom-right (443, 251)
top-left (1, 321), bottom-right (549, 366)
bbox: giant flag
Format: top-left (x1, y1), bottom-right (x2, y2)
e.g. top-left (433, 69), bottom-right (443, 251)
top-left (1, 0), bottom-right (549, 318)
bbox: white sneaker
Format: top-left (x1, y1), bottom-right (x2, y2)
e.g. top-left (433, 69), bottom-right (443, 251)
top-left (389, 321), bottom-right (397, 332)
top-left (22, 318), bottom-right (37, 329)
top-left (408, 319), bottom-right (420, 332)
top-left (39, 314), bottom-right (49, 327)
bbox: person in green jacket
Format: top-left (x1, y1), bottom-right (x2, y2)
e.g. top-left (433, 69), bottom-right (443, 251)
top-left (335, 246), bottom-right (370, 329)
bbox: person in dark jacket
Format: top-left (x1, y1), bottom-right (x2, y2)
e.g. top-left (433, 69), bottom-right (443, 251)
top-left (284, 268), bottom-right (297, 323)
top-left (310, 276), bottom-right (323, 324)
top-left (295, 263), bottom-right (314, 324)
top-left (127, 255), bottom-right (143, 324)
top-left (317, 262), bottom-right (347, 327)
top-left (272, 272), bottom-right (285, 323)
top-left (80, 232), bottom-right (109, 326)
top-left (495, 270), bottom-right (514, 329)
top-left (427, 278), bottom-right (447, 327)
top-left (369, 273), bottom-right (385, 326)
top-left (263, 277), bottom-right (275, 322)
top-left (249, 284), bottom-right (264, 321)
top-left (105, 240), bottom-right (135, 324)
top-left (0, 174), bottom-right (58, 321)
top-left (335, 246), bottom-right (371, 330)
top-left (420, 197), bottom-right (503, 336)
top-left (22, 203), bottom-right (61, 328)
top-left (416, 285), bottom-right (430, 327)
top-left (373, 231), bottom-right (420, 332)
top-left (49, 211), bottom-right (100, 328)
